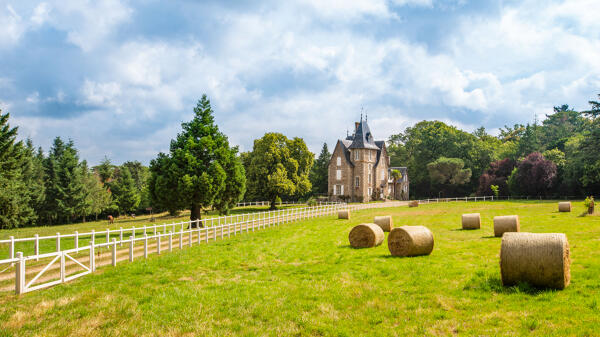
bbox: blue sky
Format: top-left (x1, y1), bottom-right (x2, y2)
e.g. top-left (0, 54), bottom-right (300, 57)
top-left (1, 0), bottom-right (599, 165)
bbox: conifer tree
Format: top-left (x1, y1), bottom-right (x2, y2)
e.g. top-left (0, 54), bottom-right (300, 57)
top-left (309, 143), bottom-right (330, 195)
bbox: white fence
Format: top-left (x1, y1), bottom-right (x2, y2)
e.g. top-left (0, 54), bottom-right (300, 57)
top-left (235, 201), bottom-right (304, 207)
top-left (3, 197), bottom-right (497, 295)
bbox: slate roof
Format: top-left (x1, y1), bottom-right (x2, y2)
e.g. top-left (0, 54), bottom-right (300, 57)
top-left (348, 120), bottom-right (380, 150)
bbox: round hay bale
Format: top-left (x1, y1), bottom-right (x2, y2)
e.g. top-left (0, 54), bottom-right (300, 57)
top-left (462, 213), bottom-right (481, 230)
top-left (493, 215), bottom-right (520, 237)
top-left (338, 210), bottom-right (350, 219)
top-left (388, 226), bottom-right (434, 257)
top-left (558, 202), bottom-right (571, 212)
top-left (500, 232), bottom-right (570, 289)
top-left (348, 223), bottom-right (384, 248)
top-left (408, 200), bottom-right (419, 208)
top-left (373, 216), bottom-right (393, 232)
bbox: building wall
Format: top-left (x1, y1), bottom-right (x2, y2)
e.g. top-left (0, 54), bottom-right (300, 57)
top-left (328, 141), bottom-right (353, 200)
top-left (328, 141), bottom-right (406, 202)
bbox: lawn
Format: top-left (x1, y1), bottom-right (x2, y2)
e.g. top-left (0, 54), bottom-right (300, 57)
top-left (0, 204), bottom-right (303, 260)
top-left (1, 200), bottom-right (599, 336)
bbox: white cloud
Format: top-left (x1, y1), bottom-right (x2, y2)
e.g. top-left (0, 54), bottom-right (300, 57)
top-left (0, 4), bottom-right (25, 46)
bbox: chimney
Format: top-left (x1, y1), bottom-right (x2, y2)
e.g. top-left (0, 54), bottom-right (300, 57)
top-left (355, 122), bottom-right (359, 132)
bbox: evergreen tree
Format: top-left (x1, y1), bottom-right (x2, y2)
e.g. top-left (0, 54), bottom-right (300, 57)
top-left (111, 166), bottom-right (141, 214)
top-left (97, 156), bottom-right (114, 184)
top-left (42, 138), bottom-right (86, 224)
top-left (148, 94), bottom-right (245, 224)
top-left (213, 147), bottom-right (246, 215)
top-left (0, 111), bottom-right (34, 229)
top-left (309, 143), bottom-right (330, 195)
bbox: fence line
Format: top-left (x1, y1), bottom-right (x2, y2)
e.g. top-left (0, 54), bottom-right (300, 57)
top-left (5, 195), bottom-right (508, 294)
top-left (11, 202), bottom-right (357, 294)
top-left (1, 201), bottom-right (341, 266)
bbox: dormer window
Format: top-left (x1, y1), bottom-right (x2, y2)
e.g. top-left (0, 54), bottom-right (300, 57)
top-left (354, 150), bottom-right (359, 161)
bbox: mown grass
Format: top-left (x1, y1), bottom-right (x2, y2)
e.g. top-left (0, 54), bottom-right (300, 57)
top-left (1, 200), bottom-right (599, 336)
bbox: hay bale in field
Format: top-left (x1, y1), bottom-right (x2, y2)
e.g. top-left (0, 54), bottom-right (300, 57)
top-left (348, 223), bottom-right (384, 248)
top-left (500, 232), bottom-right (570, 289)
top-left (388, 226), bottom-right (434, 257)
top-left (373, 215), bottom-right (393, 232)
top-left (408, 200), bottom-right (419, 208)
top-left (338, 210), bottom-right (350, 219)
top-left (493, 215), bottom-right (520, 237)
top-left (558, 202), bottom-right (571, 212)
top-left (462, 213), bottom-right (481, 230)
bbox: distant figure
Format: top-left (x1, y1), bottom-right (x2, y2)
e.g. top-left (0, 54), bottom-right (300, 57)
top-left (131, 213), bottom-right (136, 219)
top-left (108, 215), bottom-right (114, 224)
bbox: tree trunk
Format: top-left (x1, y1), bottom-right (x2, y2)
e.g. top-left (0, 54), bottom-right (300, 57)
top-left (270, 198), bottom-right (278, 210)
top-left (190, 204), bottom-right (203, 228)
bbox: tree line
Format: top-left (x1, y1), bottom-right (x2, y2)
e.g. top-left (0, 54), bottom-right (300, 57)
top-left (2, 93), bottom-right (598, 229)
top-left (388, 94), bottom-right (600, 198)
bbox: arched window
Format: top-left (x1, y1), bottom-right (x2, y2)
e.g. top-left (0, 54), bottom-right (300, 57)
top-left (355, 176), bottom-right (360, 187)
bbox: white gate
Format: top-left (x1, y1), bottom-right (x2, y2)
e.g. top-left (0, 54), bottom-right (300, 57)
top-left (16, 245), bottom-right (94, 294)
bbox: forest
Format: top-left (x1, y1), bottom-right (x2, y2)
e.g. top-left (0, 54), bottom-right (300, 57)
top-left (1, 94), bottom-right (598, 229)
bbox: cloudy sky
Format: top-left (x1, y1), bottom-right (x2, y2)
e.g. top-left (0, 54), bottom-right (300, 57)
top-left (1, 0), bottom-right (599, 165)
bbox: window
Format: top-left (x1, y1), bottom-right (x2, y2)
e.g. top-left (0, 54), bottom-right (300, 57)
top-left (369, 151), bottom-right (372, 161)
top-left (340, 185), bottom-right (344, 195)
top-left (333, 185), bottom-right (337, 195)
top-left (368, 173), bottom-right (371, 183)
top-left (336, 156), bottom-right (341, 166)
top-left (368, 187), bottom-right (372, 196)
top-left (354, 150), bottom-right (359, 161)
top-left (355, 176), bottom-right (360, 187)
top-left (336, 169), bottom-right (342, 180)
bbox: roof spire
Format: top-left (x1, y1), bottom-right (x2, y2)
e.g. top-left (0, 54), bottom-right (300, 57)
top-left (360, 106), bottom-right (364, 121)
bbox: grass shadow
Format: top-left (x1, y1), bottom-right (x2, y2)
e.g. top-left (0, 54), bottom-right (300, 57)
top-left (464, 270), bottom-right (559, 295)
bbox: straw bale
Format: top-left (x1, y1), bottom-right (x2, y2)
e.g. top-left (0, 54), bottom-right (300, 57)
top-left (462, 213), bottom-right (481, 230)
top-left (348, 223), bottom-right (384, 248)
top-left (494, 215), bottom-right (520, 237)
top-left (500, 232), bottom-right (570, 289)
top-left (558, 202), bottom-right (571, 212)
top-left (388, 226), bottom-right (434, 257)
top-left (373, 215), bottom-right (393, 232)
top-left (338, 210), bottom-right (350, 219)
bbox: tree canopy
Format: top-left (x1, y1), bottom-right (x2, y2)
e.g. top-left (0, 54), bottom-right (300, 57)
top-left (245, 133), bottom-right (313, 209)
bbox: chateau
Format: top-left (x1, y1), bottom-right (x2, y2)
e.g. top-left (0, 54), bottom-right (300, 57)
top-left (328, 118), bottom-right (409, 202)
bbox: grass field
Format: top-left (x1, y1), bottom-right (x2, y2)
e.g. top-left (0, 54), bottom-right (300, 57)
top-left (1, 200), bottom-right (599, 336)
top-left (0, 204), bottom-right (303, 260)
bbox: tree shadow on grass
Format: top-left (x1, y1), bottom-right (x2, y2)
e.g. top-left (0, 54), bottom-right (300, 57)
top-left (463, 270), bottom-right (557, 295)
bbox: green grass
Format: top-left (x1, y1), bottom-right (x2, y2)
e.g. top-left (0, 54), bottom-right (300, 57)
top-left (1, 200), bottom-right (599, 336)
top-left (0, 204), bottom-right (302, 260)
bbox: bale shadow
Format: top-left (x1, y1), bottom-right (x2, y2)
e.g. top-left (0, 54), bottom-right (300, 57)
top-left (464, 271), bottom-right (558, 295)
top-left (481, 235), bottom-right (498, 239)
top-left (338, 244), bottom-right (354, 249)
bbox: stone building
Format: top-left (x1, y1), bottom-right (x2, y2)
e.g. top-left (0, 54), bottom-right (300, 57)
top-left (328, 118), bottom-right (409, 202)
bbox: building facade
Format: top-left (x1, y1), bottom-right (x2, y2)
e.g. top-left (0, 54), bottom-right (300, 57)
top-left (328, 118), bottom-right (409, 202)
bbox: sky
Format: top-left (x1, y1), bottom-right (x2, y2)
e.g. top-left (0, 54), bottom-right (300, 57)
top-left (1, 0), bottom-right (599, 165)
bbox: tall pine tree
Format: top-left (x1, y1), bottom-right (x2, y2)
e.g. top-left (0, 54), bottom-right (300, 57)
top-left (309, 143), bottom-right (330, 195)
top-left (0, 111), bottom-right (35, 229)
top-left (149, 94), bottom-right (246, 224)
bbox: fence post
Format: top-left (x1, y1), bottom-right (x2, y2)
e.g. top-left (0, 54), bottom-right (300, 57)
top-left (91, 229), bottom-right (95, 245)
top-left (34, 234), bottom-right (39, 261)
top-left (56, 233), bottom-right (60, 252)
top-left (129, 236), bottom-right (134, 262)
top-left (112, 238), bottom-right (117, 266)
top-left (169, 231), bottom-right (173, 252)
top-left (144, 234), bottom-right (148, 259)
top-left (179, 229), bottom-right (183, 249)
top-left (90, 237), bottom-right (95, 272)
top-left (106, 228), bottom-right (110, 243)
top-left (157, 234), bottom-right (161, 255)
top-left (143, 225), bottom-right (147, 236)
top-left (9, 236), bottom-right (15, 265)
top-left (15, 252), bottom-right (25, 295)
top-left (119, 227), bottom-right (123, 246)
top-left (189, 228), bottom-right (193, 248)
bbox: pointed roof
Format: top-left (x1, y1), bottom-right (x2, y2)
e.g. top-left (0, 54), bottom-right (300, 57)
top-left (348, 119), bottom-right (379, 150)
